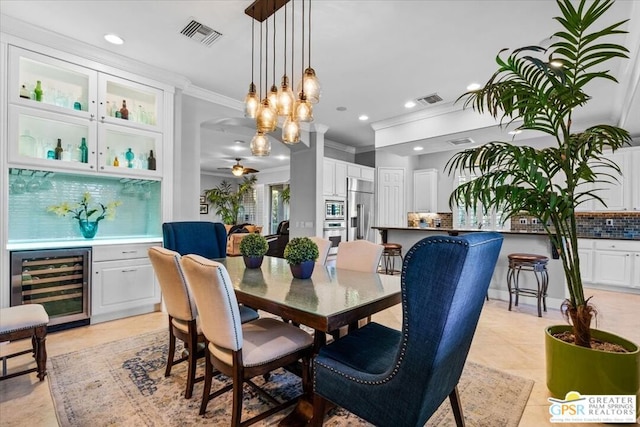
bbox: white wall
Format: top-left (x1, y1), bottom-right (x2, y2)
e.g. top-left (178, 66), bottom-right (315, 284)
top-left (416, 150), bottom-right (457, 213)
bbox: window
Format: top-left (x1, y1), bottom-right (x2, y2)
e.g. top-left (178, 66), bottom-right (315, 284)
top-left (453, 173), bottom-right (510, 230)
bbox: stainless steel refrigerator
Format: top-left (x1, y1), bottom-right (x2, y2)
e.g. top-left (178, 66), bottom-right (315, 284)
top-left (347, 177), bottom-right (375, 242)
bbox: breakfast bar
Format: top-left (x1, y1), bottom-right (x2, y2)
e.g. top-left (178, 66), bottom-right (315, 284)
top-left (373, 226), bottom-right (567, 309)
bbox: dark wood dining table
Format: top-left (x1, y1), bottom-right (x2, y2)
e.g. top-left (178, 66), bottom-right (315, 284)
top-left (217, 255), bottom-right (402, 425)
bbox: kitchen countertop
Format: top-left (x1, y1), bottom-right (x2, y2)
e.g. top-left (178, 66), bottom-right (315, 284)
top-left (6, 236), bottom-right (163, 251)
top-left (372, 226), bottom-right (639, 240)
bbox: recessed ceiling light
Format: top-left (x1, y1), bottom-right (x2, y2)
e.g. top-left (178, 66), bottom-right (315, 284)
top-left (277, 155), bottom-right (287, 160)
top-left (104, 34), bottom-right (124, 45)
top-left (358, 115), bottom-right (369, 121)
top-left (234, 139), bottom-right (245, 144)
top-left (550, 60), bottom-right (563, 68)
top-left (466, 83), bottom-right (481, 91)
top-left (404, 101), bottom-right (416, 109)
top-left (232, 145), bottom-right (244, 151)
top-left (413, 146), bottom-right (424, 151)
top-left (508, 130), bottom-right (522, 135)
top-left (336, 106), bottom-right (347, 112)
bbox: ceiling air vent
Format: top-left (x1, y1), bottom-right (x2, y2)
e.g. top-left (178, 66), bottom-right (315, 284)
top-left (416, 93), bottom-right (443, 106)
top-left (448, 137), bottom-right (475, 146)
top-left (180, 19), bottom-right (223, 47)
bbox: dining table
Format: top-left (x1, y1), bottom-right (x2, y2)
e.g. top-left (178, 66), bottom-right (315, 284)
top-left (217, 255), bottom-right (402, 426)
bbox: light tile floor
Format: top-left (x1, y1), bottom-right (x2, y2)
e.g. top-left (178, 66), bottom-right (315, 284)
top-left (1, 287), bottom-right (638, 426)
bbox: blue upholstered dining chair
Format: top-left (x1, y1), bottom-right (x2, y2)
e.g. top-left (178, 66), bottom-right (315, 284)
top-left (162, 221), bottom-right (227, 259)
top-left (311, 232), bottom-right (504, 427)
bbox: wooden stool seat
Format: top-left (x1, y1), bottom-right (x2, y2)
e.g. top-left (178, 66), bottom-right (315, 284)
top-left (507, 253), bottom-right (549, 317)
top-left (0, 304), bottom-right (49, 381)
top-left (380, 243), bottom-right (403, 275)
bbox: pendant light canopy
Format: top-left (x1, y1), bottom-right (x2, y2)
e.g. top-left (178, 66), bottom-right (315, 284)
top-left (244, 0), bottom-right (321, 152)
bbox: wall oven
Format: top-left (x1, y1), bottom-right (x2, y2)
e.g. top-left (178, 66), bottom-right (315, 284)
top-left (323, 220), bottom-right (347, 255)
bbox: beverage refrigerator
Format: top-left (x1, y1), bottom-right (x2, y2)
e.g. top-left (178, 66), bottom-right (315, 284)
top-left (346, 177), bottom-right (375, 242)
top-left (10, 248), bottom-right (91, 331)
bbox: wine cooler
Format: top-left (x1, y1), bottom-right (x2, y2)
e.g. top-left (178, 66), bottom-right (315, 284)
top-left (10, 248), bottom-right (91, 330)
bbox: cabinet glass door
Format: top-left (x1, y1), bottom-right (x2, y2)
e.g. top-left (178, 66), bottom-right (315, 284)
top-left (9, 46), bottom-right (97, 119)
top-left (98, 123), bottom-right (161, 177)
top-left (9, 106), bottom-right (97, 172)
top-left (98, 74), bottom-right (163, 130)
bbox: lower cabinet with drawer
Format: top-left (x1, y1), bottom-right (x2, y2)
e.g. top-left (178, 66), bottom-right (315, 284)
top-left (91, 242), bottom-right (161, 323)
top-left (589, 240), bottom-right (640, 291)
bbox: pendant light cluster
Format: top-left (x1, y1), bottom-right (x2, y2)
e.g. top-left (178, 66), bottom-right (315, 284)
top-left (244, 0), bottom-right (321, 156)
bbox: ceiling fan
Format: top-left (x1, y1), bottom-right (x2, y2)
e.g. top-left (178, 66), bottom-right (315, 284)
top-left (219, 158), bottom-right (259, 176)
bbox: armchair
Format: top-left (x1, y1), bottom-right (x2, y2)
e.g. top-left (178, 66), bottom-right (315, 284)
top-left (162, 221), bottom-right (227, 259)
top-left (312, 232), bottom-right (503, 427)
top-left (265, 220), bottom-right (289, 258)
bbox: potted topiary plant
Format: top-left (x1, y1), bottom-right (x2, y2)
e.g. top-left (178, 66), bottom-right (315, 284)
top-left (446, 0), bottom-right (639, 407)
top-left (239, 232), bottom-right (268, 269)
top-left (284, 237), bottom-right (319, 280)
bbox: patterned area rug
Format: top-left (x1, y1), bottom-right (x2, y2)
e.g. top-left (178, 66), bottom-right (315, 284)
top-left (48, 329), bottom-right (533, 426)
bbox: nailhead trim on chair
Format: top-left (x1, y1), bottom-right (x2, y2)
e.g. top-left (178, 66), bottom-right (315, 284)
top-left (216, 264), bottom-right (242, 350)
top-left (314, 238), bottom-right (472, 388)
top-left (172, 253), bottom-right (197, 319)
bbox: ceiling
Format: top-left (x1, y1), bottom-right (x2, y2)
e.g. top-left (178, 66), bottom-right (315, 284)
top-left (1, 1), bottom-right (639, 175)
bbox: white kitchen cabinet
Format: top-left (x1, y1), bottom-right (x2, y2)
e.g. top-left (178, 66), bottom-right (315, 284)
top-left (591, 151), bottom-right (630, 211)
top-left (347, 163), bottom-right (375, 181)
top-left (577, 239), bottom-right (595, 284)
top-left (323, 159), bottom-right (347, 198)
top-left (7, 46), bottom-right (163, 178)
top-left (632, 150), bottom-right (640, 212)
top-left (413, 168), bottom-right (438, 212)
top-left (91, 242), bottom-right (161, 323)
top-left (592, 240), bottom-right (640, 290)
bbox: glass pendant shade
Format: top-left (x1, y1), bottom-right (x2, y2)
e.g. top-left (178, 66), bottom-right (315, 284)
top-left (282, 114), bottom-right (300, 144)
top-left (297, 68), bottom-right (321, 104)
top-left (244, 83), bottom-right (260, 118)
top-left (256, 99), bottom-right (277, 133)
top-left (250, 131), bottom-right (271, 156)
top-left (277, 75), bottom-right (295, 117)
top-left (295, 95), bottom-right (313, 123)
top-left (268, 85), bottom-right (279, 114)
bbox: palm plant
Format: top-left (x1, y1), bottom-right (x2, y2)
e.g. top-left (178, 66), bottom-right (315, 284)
top-left (204, 175), bottom-right (257, 225)
top-left (446, 0), bottom-right (631, 348)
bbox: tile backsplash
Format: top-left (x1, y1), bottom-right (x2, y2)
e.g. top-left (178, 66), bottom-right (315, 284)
top-left (8, 169), bottom-right (162, 242)
top-left (509, 212), bottom-right (640, 240)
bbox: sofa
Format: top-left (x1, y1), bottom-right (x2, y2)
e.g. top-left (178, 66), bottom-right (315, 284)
top-left (225, 223), bottom-right (264, 256)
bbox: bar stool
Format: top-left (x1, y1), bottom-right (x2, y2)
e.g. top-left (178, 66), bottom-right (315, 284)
top-left (380, 243), bottom-right (403, 275)
top-left (507, 253), bottom-right (549, 317)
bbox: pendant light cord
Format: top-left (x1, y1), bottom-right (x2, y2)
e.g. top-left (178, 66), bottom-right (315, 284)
top-left (283, 3), bottom-right (287, 77)
top-left (259, 18), bottom-right (263, 99)
top-left (301, 0), bottom-right (305, 96)
top-left (272, 2), bottom-right (276, 86)
top-left (251, 7), bottom-right (255, 85)
top-left (308, 0), bottom-right (311, 68)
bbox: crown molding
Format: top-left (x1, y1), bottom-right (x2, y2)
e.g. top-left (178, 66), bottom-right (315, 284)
top-left (325, 139), bottom-right (355, 154)
top-left (370, 101), bottom-right (463, 131)
top-left (0, 14), bottom-right (188, 91)
top-left (183, 85), bottom-right (244, 112)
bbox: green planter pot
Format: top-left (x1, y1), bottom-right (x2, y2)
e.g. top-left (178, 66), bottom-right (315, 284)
top-left (545, 325), bottom-right (639, 413)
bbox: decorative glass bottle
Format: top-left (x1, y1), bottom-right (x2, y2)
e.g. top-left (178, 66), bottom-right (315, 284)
top-left (54, 139), bottom-right (63, 160)
top-left (125, 148), bottom-right (135, 168)
top-left (34, 80), bottom-right (43, 102)
top-left (79, 138), bottom-right (89, 163)
top-left (147, 150), bottom-right (156, 170)
top-left (120, 100), bottom-right (129, 120)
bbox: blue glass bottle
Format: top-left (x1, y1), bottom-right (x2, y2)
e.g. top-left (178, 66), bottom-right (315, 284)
top-left (125, 148), bottom-right (135, 168)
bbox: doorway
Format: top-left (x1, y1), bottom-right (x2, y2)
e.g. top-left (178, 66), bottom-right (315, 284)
top-left (270, 184), bottom-right (290, 234)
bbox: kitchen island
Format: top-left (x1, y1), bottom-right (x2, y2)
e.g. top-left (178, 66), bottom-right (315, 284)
top-left (373, 226), bottom-right (566, 312)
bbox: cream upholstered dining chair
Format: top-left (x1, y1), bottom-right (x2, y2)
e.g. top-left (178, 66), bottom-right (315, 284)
top-left (148, 247), bottom-right (258, 399)
top-left (336, 240), bottom-right (384, 273)
top-left (335, 240), bottom-right (385, 332)
top-left (309, 236), bottom-right (332, 265)
top-left (180, 254), bottom-right (313, 425)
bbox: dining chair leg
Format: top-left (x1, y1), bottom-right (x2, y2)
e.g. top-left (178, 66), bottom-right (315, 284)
top-left (448, 385), bottom-right (466, 427)
top-left (199, 352), bottom-right (213, 416)
top-left (165, 318), bottom-right (175, 377)
top-left (185, 321), bottom-right (198, 399)
top-left (311, 394), bottom-right (327, 427)
top-left (231, 359), bottom-right (244, 427)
